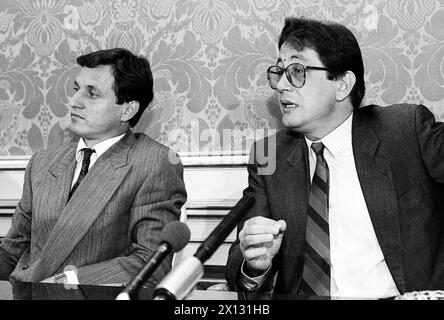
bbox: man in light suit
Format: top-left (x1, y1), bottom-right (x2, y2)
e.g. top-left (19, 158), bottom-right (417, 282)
top-left (226, 17), bottom-right (444, 298)
top-left (0, 48), bottom-right (187, 287)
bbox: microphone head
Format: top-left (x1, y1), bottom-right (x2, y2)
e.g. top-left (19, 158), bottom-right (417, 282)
top-left (160, 221), bottom-right (190, 252)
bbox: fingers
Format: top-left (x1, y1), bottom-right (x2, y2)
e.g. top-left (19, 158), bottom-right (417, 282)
top-left (246, 216), bottom-right (281, 226)
top-left (243, 233), bottom-right (274, 247)
top-left (239, 217), bottom-right (286, 251)
top-left (244, 246), bottom-right (267, 260)
top-left (240, 224), bottom-right (279, 238)
top-left (240, 216), bottom-right (282, 238)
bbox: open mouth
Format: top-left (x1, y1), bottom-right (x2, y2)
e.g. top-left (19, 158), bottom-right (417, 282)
top-left (281, 100), bottom-right (299, 111)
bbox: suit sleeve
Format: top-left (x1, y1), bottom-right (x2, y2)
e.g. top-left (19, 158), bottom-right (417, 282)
top-left (225, 140), bottom-right (279, 292)
top-left (74, 147), bottom-right (187, 287)
top-left (415, 104), bottom-right (444, 183)
top-left (415, 105), bottom-right (444, 289)
top-left (0, 154), bottom-right (36, 279)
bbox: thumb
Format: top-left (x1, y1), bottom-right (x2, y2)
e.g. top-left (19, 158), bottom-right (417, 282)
top-left (274, 220), bottom-right (287, 244)
top-left (277, 220), bottom-right (287, 233)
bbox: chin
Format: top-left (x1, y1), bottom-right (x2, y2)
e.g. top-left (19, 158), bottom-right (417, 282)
top-left (69, 125), bottom-right (81, 136)
top-left (282, 117), bottom-right (299, 129)
top-left (69, 126), bottom-right (90, 139)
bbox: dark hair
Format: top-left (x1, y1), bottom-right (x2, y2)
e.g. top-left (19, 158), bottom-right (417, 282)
top-left (278, 17), bottom-right (365, 109)
top-left (77, 48), bottom-right (154, 127)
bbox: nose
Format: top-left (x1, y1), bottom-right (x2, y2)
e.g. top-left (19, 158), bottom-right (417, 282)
top-left (68, 91), bottom-right (84, 109)
top-left (275, 73), bottom-right (294, 93)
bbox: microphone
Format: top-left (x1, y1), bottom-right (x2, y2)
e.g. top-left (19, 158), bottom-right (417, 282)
top-left (116, 221), bottom-right (190, 300)
top-left (153, 196), bottom-right (255, 300)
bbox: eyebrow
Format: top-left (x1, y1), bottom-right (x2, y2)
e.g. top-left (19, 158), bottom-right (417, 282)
top-left (73, 81), bottom-right (104, 97)
top-left (74, 81), bottom-right (100, 92)
top-left (86, 85), bottom-right (98, 92)
top-left (277, 54), bottom-right (307, 64)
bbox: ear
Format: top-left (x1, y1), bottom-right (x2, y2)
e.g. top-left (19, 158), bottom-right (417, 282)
top-left (121, 101), bottom-right (140, 122)
top-left (336, 71), bottom-right (356, 102)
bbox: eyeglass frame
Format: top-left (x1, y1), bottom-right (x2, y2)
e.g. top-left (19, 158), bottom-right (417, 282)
top-left (267, 62), bottom-right (329, 89)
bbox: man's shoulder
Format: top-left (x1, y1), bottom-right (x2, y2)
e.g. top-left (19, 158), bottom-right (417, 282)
top-left (356, 104), bottom-right (437, 134)
top-left (255, 129), bottom-right (302, 145)
top-left (129, 133), bottom-right (182, 170)
top-left (131, 132), bottom-right (172, 155)
top-left (354, 104), bottom-right (438, 148)
top-left (32, 141), bottom-right (76, 163)
top-left (24, 142), bottom-right (76, 177)
top-left (358, 103), bottom-right (425, 119)
top-left (248, 129), bottom-right (303, 169)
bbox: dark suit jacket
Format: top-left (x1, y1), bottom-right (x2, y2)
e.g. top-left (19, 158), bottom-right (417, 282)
top-left (0, 131), bottom-right (187, 287)
top-left (226, 104), bottom-right (444, 295)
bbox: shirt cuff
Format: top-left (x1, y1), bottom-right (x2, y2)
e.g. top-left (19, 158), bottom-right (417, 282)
top-left (238, 259), bottom-right (271, 291)
top-left (63, 270), bottom-right (80, 285)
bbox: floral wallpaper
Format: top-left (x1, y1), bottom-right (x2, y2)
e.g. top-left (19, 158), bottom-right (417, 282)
top-left (0, 0), bottom-right (444, 156)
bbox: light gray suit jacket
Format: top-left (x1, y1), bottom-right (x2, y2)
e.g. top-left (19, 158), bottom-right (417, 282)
top-left (0, 131), bottom-right (187, 287)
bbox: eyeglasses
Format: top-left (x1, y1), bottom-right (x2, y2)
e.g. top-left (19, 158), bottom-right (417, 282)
top-left (267, 63), bottom-right (329, 89)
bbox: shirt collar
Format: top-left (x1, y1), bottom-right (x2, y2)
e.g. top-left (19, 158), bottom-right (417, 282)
top-left (75, 133), bottom-right (126, 162)
top-left (304, 113), bottom-right (353, 158)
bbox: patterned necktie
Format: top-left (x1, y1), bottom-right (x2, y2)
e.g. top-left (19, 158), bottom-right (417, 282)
top-left (301, 142), bottom-right (330, 296)
top-left (69, 148), bottom-right (95, 200)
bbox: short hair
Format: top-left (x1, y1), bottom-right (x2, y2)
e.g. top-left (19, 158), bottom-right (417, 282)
top-left (77, 48), bottom-right (154, 127)
top-left (278, 17), bottom-right (365, 109)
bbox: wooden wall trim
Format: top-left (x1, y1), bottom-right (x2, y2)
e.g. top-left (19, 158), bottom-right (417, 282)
top-left (0, 153), bottom-right (249, 169)
top-left (0, 157), bottom-right (29, 170)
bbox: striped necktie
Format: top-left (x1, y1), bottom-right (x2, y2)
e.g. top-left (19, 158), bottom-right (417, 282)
top-left (301, 142), bottom-right (330, 296)
top-left (69, 148), bottom-right (95, 200)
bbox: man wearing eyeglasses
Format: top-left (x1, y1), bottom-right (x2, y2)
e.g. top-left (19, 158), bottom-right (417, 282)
top-left (226, 17), bottom-right (444, 298)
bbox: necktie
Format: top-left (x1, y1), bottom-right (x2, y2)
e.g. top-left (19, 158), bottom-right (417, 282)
top-left (69, 148), bottom-right (95, 200)
top-left (301, 142), bottom-right (330, 296)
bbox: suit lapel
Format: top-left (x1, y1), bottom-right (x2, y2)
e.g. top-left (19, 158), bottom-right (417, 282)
top-left (33, 132), bottom-right (136, 280)
top-left (271, 132), bottom-right (309, 285)
top-left (282, 134), bottom-right (310, 245)
top-left (352, 112), bottom-right (406, 292)
top-left (34, 144), bottom-right (77, 244)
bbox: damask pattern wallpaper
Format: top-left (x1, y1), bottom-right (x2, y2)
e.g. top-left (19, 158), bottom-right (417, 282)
top-left (0, 0), bottom-right (443, 156)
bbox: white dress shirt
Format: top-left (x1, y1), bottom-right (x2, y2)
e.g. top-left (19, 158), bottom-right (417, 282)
top-left (241, 114), bottom-right (400, 298)
top-left (71, 133), bottom-right (126, 188)
top-left (304, 113), bottom-right (399, 298)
